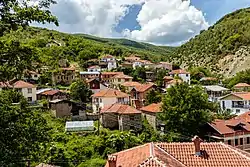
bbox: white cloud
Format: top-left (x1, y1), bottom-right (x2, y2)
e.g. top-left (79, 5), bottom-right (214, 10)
top-left (123, 0), bottom-right (209, 45)
top-left (44, 0), bottom-right (145, 37)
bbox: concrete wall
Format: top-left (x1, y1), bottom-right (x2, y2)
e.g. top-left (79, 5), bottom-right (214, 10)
top-left (21, 87), bottom-right (37, 102)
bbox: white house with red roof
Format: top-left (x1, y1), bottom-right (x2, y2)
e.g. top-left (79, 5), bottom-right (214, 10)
top-left (99, 55), bottom-right (117, 70)
top-left (91, 89), bottom-right (130, 113)
top-left (219, 92), bottom-right (250, 115)
top-left (169, 69), bottom-right (190, 84)
top-left (0, 80), bottom-right (37, 102)
top-left (87, 65), bottom-right (101, 72)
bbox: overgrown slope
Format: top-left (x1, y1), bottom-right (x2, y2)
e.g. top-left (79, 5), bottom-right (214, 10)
top-left (171, 7), bottom-right (250, 76)
top-left (0, 27), bottom-right (173, 70)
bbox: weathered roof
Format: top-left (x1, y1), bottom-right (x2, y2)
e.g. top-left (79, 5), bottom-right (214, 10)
top-left (92, 89), bottom-right (129, 98)
top-left (80, 71), bottom-right (100, 75)
top-left (13, 80), bottom-right (36, 88)
top-left (169, 69), bottom-right (190, 75)
top-left (113, 74), bottom-right (133, 79)
top-left (101, 103), bottom-right (141, 114)
top-left (208, 111), bottom-right (250, 135)
top-left (40, 90), bottom-right (62, 96)
top-left (203, 85), bottom-right (229, 92)
top-left (105, 141), bottom-right (250, 167)
top-left (88, 65), bottom-right (101, 69)
top-left (140, 103), bottom-right (162, 113)
top-left (220, 92), bottom-right (250, 100)
top-left (133, 83), bottom-right (155, 93)
top-left (101, 72), bottom-right (123, 75)
top-left (234, 83), bottom-right (250, 88)
top-left (121, 81), bottom-right (141, 87)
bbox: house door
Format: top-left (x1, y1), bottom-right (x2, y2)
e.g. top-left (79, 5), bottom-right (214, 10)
top-left (222, 101), bottom-right (225, 110)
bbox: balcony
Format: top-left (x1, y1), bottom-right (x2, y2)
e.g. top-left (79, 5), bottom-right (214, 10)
top-left (232, 105), bottom-right (250, 109)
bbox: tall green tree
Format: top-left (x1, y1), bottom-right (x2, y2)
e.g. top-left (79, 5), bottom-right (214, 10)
top-left (0, 90), bottom-right (52, 166)
top-left (145, 89), bottom-right (162, 105)
top-left (70, 80), bottom-right (93, 103)
top-left (159, 83), bottom-right (216, 138)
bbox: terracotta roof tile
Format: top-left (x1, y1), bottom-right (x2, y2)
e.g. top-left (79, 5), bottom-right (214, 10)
top-left (92, 89), bottom-right (129, 97)
top-left (169, 69), bottom-right (190, 75)
top-left (163, 76), bottom-right (174, 80)
top-left (232, 92), bottom-right (250, 100)
top-left (13, 80), bottom-right (36, 88)
top-left (88, 65), bottom-right (100, 69)
top-left (125, 56), bottom-right (141, 61)
top-left (105, 141), bottom-right (250, 167)
top-left (167, 79), bottom-right (183, 84)
top-left (134, 83), bottom-right (155, 92)
top-left (102, 54), bottom-right (114, 58)
top-left (101, 103), bottom-right (141, 114)
top-left (61, 67), bottom-right (75, 71)
top-left (113, 74), bottom-right (133, 79)
top-left (40, 90), bottom-right (61, 96)
top-left (121, 81), bottom-right (141, 87)
top-left (140, 103), bottom-right (162, 113)
top-left (234, 83), bottom-right (250, 88)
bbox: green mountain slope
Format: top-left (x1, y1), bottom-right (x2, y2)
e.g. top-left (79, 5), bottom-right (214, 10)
top-left (171, 7), bottom-right (250, 76)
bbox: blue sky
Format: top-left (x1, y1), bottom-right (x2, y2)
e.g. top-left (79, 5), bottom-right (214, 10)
top-left (37, 0), bottom-right (250, 45)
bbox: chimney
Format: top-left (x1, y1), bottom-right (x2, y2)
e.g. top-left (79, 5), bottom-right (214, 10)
top-left (192, 135), bottom-right (202, 156)
top-left (108, 155), bottom-right (117, 167)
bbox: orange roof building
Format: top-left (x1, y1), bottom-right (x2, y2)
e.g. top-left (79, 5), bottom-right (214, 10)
top-left (206, 111), bottom-right (250, 151)
top-left (234, 83), bottom-right (250, 88)
top-left (140, 103), bottom-right (162, 113)
top-left (169, 69), bottom-right (190, 75)
top-left (92, 89), bottom-right (129, 98)
top-left (101, 103), bottom-right (142, 131)
top-left (105, 137), bottom-right (250, 167)
top-left (234, 83), bottom-right (250, 92)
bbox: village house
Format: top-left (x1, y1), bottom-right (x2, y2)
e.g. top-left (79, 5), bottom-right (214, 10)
top-left (145, 71), bottom-right (155, 82)
top-left (130, 83), bottom-right (156, 109)
top-left (163, 76), bottom-right (174, 87)
top-left (99, 55), bottom-right (117, 70)
top-left (169, 69), bottom-right (191, 84)
top-left (140, 103), bottom-right (162, 130)
top-left (203, 85), bottom-right (229, 102)
top-left (205, 111), bottom-right (250, 151)
top-left (0, 80), bottom-right (37, 102)
top-left (49, 99), bottom-right (86, 119)
top-left (36, 89), bottom-right (68, 101)
top-left (155, 62), bottom-right (173, 71)
top-left (124, 56), bottom-right (141, 63)
top-left (86, 78), bottom-right (108, 93)
top-left (165, 79), bottom-right (183, 88)
top-left (101, 72), bottom-right (123, 84)
top-left (100, 103), bottom-right (142, 131)
top-left (24, 70), bottom-right (41, 81)
top-left (110, 73), bottom-right (133, 88)
top-left (121, 81), bottom-right (141, 93)
top-left (52, 67), bottom-right (76, 85)
top-left (132, 60), bottom-right (153, 69)
top-left (234, 83), bottom-right (250, 92)
top-left (87, 65), bottom-right (101, 72)
top-left (104, 136), bottom-right (250, 167)
top-left (120, 61), bottom-right (133, 68)
top-left (91, 89), bottom-right (130, 113)
top-left (219, 92), bottom-right (250, 115)
top-left (200, 77), bottom-right (218, 85)
top-left (79, 71), bottom-right (100, 80)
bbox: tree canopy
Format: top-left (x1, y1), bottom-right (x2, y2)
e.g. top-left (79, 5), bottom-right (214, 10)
top-left (159, 83), bottom-right (217, 138)
top-left (70, 79), bottom-right (93, 103)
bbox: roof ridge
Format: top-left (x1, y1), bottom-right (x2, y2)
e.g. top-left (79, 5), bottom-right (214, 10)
top-left (139, 156), bottom-right (167, 167)
top-left (220, 142), bottom-right (250, 161)
top-left (154, 144), bottom-right (187, 167)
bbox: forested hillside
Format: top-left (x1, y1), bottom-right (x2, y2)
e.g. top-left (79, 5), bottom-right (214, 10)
top-left (171, 7), bottom-right (250, 76)
top-left (1, 27), bottom-right (173, 70)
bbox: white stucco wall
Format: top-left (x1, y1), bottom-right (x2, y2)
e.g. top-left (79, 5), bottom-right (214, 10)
top-left (220, 100), bottom-right (250, 115)
top-left (179, 73), bottom-right (190, 84)
top-left (21, 87), bottom-right (37, 102)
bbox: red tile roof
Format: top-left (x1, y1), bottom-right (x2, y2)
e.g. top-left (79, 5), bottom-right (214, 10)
top-left (13, 80), bottom-right (36, 88)
top-left (232, 92), bottom-right (250, 100)
top-left (101, 103), bottom-right (141, 114)
top-left (125, 56), bottom-right (141, 61)
top-left (164, 76), bottom-right (174, 80)
top-left (92, 89), bottom-right (129, 97)
top-left (140, 103), bottom-right (162, 113)
top-left (40, 90), bottom-right (61, 96)
top-left (134, 83), bottom-right (155, 92)
top-left (121, 81), bottom-right (141, 87)
top-left (169, 69), bottom-right (190, 75)
top-left (208, 111), bottom-right (250, 135)
top-left (101, 72), bottom-right (123, 75)
top-left (61, 67), bottom-right (75, 71)
top-left (102, 54), bottom-right (114, 58)
top-left (105, 141), bottom-right (250, 167)
top-left (167, 79), bottom-right (183, 84)
top-left (88, 65), bottom-right (100, 69)
top-left (234, 83), bottom-right (250, 88)
top-left (113, 74), bottom-right (133, 79)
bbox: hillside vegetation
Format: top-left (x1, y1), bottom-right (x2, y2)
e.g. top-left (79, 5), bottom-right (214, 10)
top-left (1, 27), bottom-right (173, 71)
top-left (171, 7), bottom-right (250, 76)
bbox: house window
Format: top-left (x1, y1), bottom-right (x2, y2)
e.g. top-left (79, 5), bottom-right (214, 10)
top-left (27, 97), bottom-right (32, 102)
top-left (186, 74), bottom-right (189, 77)
top-left (227, 140), bottom-right (231, 145)
top-left (118, 79), bottom-right (121, 82)
top-left (28, 88), bottom-right (32, 94)
top-left (16, 88), bottom-right (22, 92)
top-left (130, 126), bottom-right (134, 130)
top-left (247, 137), bottom-right (250, 144)
top-left (236, 109), bottom-right (240, 114)
top-left (235, 139), bottom-right (239, 146)
top-left (58, 76), bottom-right (60, 79)
top-left (34, 74), bottom-right (38, 78)
top-left (240, 138), bottom-right (243, 145)
top-left (129, 115), bottom-right (135, 120)
top-left (99, 98), bottom-right (102, 103)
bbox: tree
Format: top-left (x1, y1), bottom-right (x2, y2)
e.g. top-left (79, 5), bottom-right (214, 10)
top-left (145, 89), bottom-right (162, 105)
top-left (159, 83), bottom-right (216, 138)
top-left (0, 0), bottom-right (58, 36)
top-left (70, 80), bottom-right (93, 103)
top-left (0, 90), bottom-right (52, 166)
top-left (155, 69), bottom-right (167, 87)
